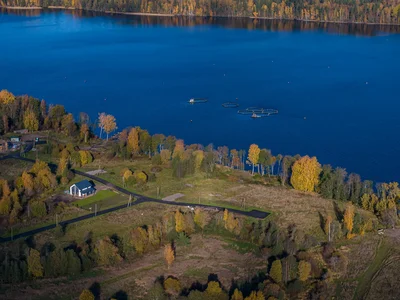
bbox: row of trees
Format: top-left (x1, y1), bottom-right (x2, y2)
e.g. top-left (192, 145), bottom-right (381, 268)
top-left (0, 160), bottom-right (58, 224)
top-left (0, 90), bottom-right (95, 144)
top-left (2, 0), bottom-right (400, 24)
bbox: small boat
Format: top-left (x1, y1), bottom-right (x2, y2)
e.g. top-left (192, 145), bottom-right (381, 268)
top-left (188, 98), bottom-right (208, 104)
top-left (251, 113), bottom-right (261, 119)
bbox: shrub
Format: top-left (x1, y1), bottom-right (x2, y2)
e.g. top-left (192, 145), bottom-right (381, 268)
top-left (30, 201), bottom-right (47, 218)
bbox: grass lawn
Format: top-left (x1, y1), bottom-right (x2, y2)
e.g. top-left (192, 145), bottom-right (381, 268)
top-left (74, 190), bottom-right (121, 207)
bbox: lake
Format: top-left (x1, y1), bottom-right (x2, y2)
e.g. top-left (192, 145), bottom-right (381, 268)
top-left (1, 9), bottom-right (400, 183)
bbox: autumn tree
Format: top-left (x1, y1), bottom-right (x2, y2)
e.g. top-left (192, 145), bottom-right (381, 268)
top-left (175, 210), bottom-right (185, 233)
top-left (231, 289), bottom-right (244, 300)
top-left (248, 144), bottom-right (260, 174)
top-left (94, 237), bottom-right (122, 266)
top-left (244, 291), bottom-right (264, 300)
top-left (23, 110), bottom-right (39, 132)
top-left (61, 113), bottom-right (76, 136)
top-left (298, 260), bottom-right (311, 281)
top-left (290, 156), bottom-right (321, 192)
top-left (172, 139), bottom-right (185, 159)
top-left (131, 227), bottom-right (148, 255)
top-left (193, 150), bottom-right (204, 171)
top-left (79, 289), bottom-right (95, 300)
top-left (205, 281), bottom-right (228, 300)
top-left (127, 127), bottom-right (140, 155)
top-left (27, 249), bottom-right (43, 278)
top-left (103, 114), bottom-right (117, 140)
top-left (270, 259), bottom-right (282, 283)
top-left (164, 243), bottom-right (175, 269)
top-left (160, 149), bottom-right (172, 164)
top-left (194, 208), bottom-right (209, 234)
top-left (21, 171), bottom-right (34, 196)
top-left (344, 204), bottom-right (355, 239)
top-left (164, 277), bottom-right (181, 296)
top-left (0, 89), bottom-right (15, 104)
top-left (80, 123), bottom-right (90, 143)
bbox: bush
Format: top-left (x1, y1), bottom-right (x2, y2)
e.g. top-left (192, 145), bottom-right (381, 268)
top-left (30, 201), bottom-right (47, 218)
top-left (151, 154), bottom-right (162, 165)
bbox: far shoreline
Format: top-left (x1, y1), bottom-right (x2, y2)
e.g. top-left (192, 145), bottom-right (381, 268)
top-left (1, 6), bottom-right (400, 27)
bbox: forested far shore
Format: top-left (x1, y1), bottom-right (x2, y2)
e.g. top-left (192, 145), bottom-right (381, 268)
top-left (1, 0), bottom-right (400, 24)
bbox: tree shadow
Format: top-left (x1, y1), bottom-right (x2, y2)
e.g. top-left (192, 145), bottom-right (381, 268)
top-left (89, 281), bottom-right (101, 300)
top-left (318, 212), bottom-right (325, 233)
top-left (112, 290), bottom-right (127, 300)
top-left (333, 201), bottom-right (343, 221)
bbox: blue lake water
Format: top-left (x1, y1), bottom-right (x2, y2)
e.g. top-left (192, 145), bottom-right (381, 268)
top-left (1, 9), bottom-right (400, 183)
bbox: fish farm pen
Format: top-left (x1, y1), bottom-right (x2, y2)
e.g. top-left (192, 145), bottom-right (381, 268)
top-left (238, 107), bottom-right (278, 117)
top-left (222, 102), bottom-right (239, 108)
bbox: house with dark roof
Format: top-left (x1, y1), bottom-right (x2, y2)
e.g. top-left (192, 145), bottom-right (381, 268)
top-left (69, 180), bottom-right (96, 197)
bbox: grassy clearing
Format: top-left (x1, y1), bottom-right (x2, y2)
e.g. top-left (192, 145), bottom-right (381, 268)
top-left (74, 190), bottom-right (122, 207)
top-left (353, 238), bottom-right (390, 299)
top-left (0, 158), bottom-right (31, 181)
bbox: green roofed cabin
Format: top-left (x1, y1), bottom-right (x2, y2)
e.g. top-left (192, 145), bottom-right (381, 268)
top-left (69, 180), bottom-right (96, 197)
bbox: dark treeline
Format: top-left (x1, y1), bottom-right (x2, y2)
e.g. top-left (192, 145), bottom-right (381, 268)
top-left (2, 0), bottom-right (400, 24)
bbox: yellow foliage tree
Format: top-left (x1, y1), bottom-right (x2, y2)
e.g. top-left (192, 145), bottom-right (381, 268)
top-left (290, 156), bottom-right (321, 192)
top-left (344, 204), bottom-right (355, 239)
top-left (0, 89), bottom-right (15, 104)
top-left (244, 291), bottom-right (264, 300)
top-left (160, 149), bottom-right (171, 164)
top-left (23, 110), bottom-right (39, 132)
top-left (298, 260), bottom-right (311, 281)
top-left (194, 208), bottom-right (209, 234)
top-left (164, 243), bottom-right (175, 269)
top-left (205, 281), bottom-right (224, 298)
top-left (127, 127), bottom-right (140, 155)
top-left (103, 114), bottom-right (117, 140)
top-left (175, 210), bottom-right (185, 233)
top-left (248, 144), bottom-right (260, 174)
top-left (131, 227), bottom-right (148, 255)
top-left (172, 139), bottom-right (185, 159)
top-left (164, 277), bottom-right (181, 296)
top-left (270, 259), bottom-right (282, 283)
top-left (231, 288), bottom-right (244, 300)
top-left (27, 248), bottom-right (43, 278)
top-left (80, 123), bottom-right (90, 143)
top-left (21, 171), bottom-right (34, 195)
top-left (193, 150), bottom-right (204, 171)
top-left (79, 289), bottom-right (95, 300)
top-left (361, 193), bottom-right (370, 210)
top-left (134, 171), bottom-right (148, 184)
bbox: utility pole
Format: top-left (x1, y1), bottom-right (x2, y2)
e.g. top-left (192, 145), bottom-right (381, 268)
top-left (55, 213), bottom-right (58, 227)
top-left (157, 186), bottom-right (160, 198)
top-left (11, 227), bottom-right (13, 241)
top-left (127, 195), bottom-right (132, 207)
top-left (95, 204), bottom-right (97, 216)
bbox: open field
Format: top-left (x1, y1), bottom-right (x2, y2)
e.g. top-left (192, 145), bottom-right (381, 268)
top-left (0, 158), bottom-right (31, 181)
top-left (74, 189), bottom-right (128, 210)
top-left (80, 158), bottom-right (376, 237)
top-left (2, 234), bottom-right (266, 300)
